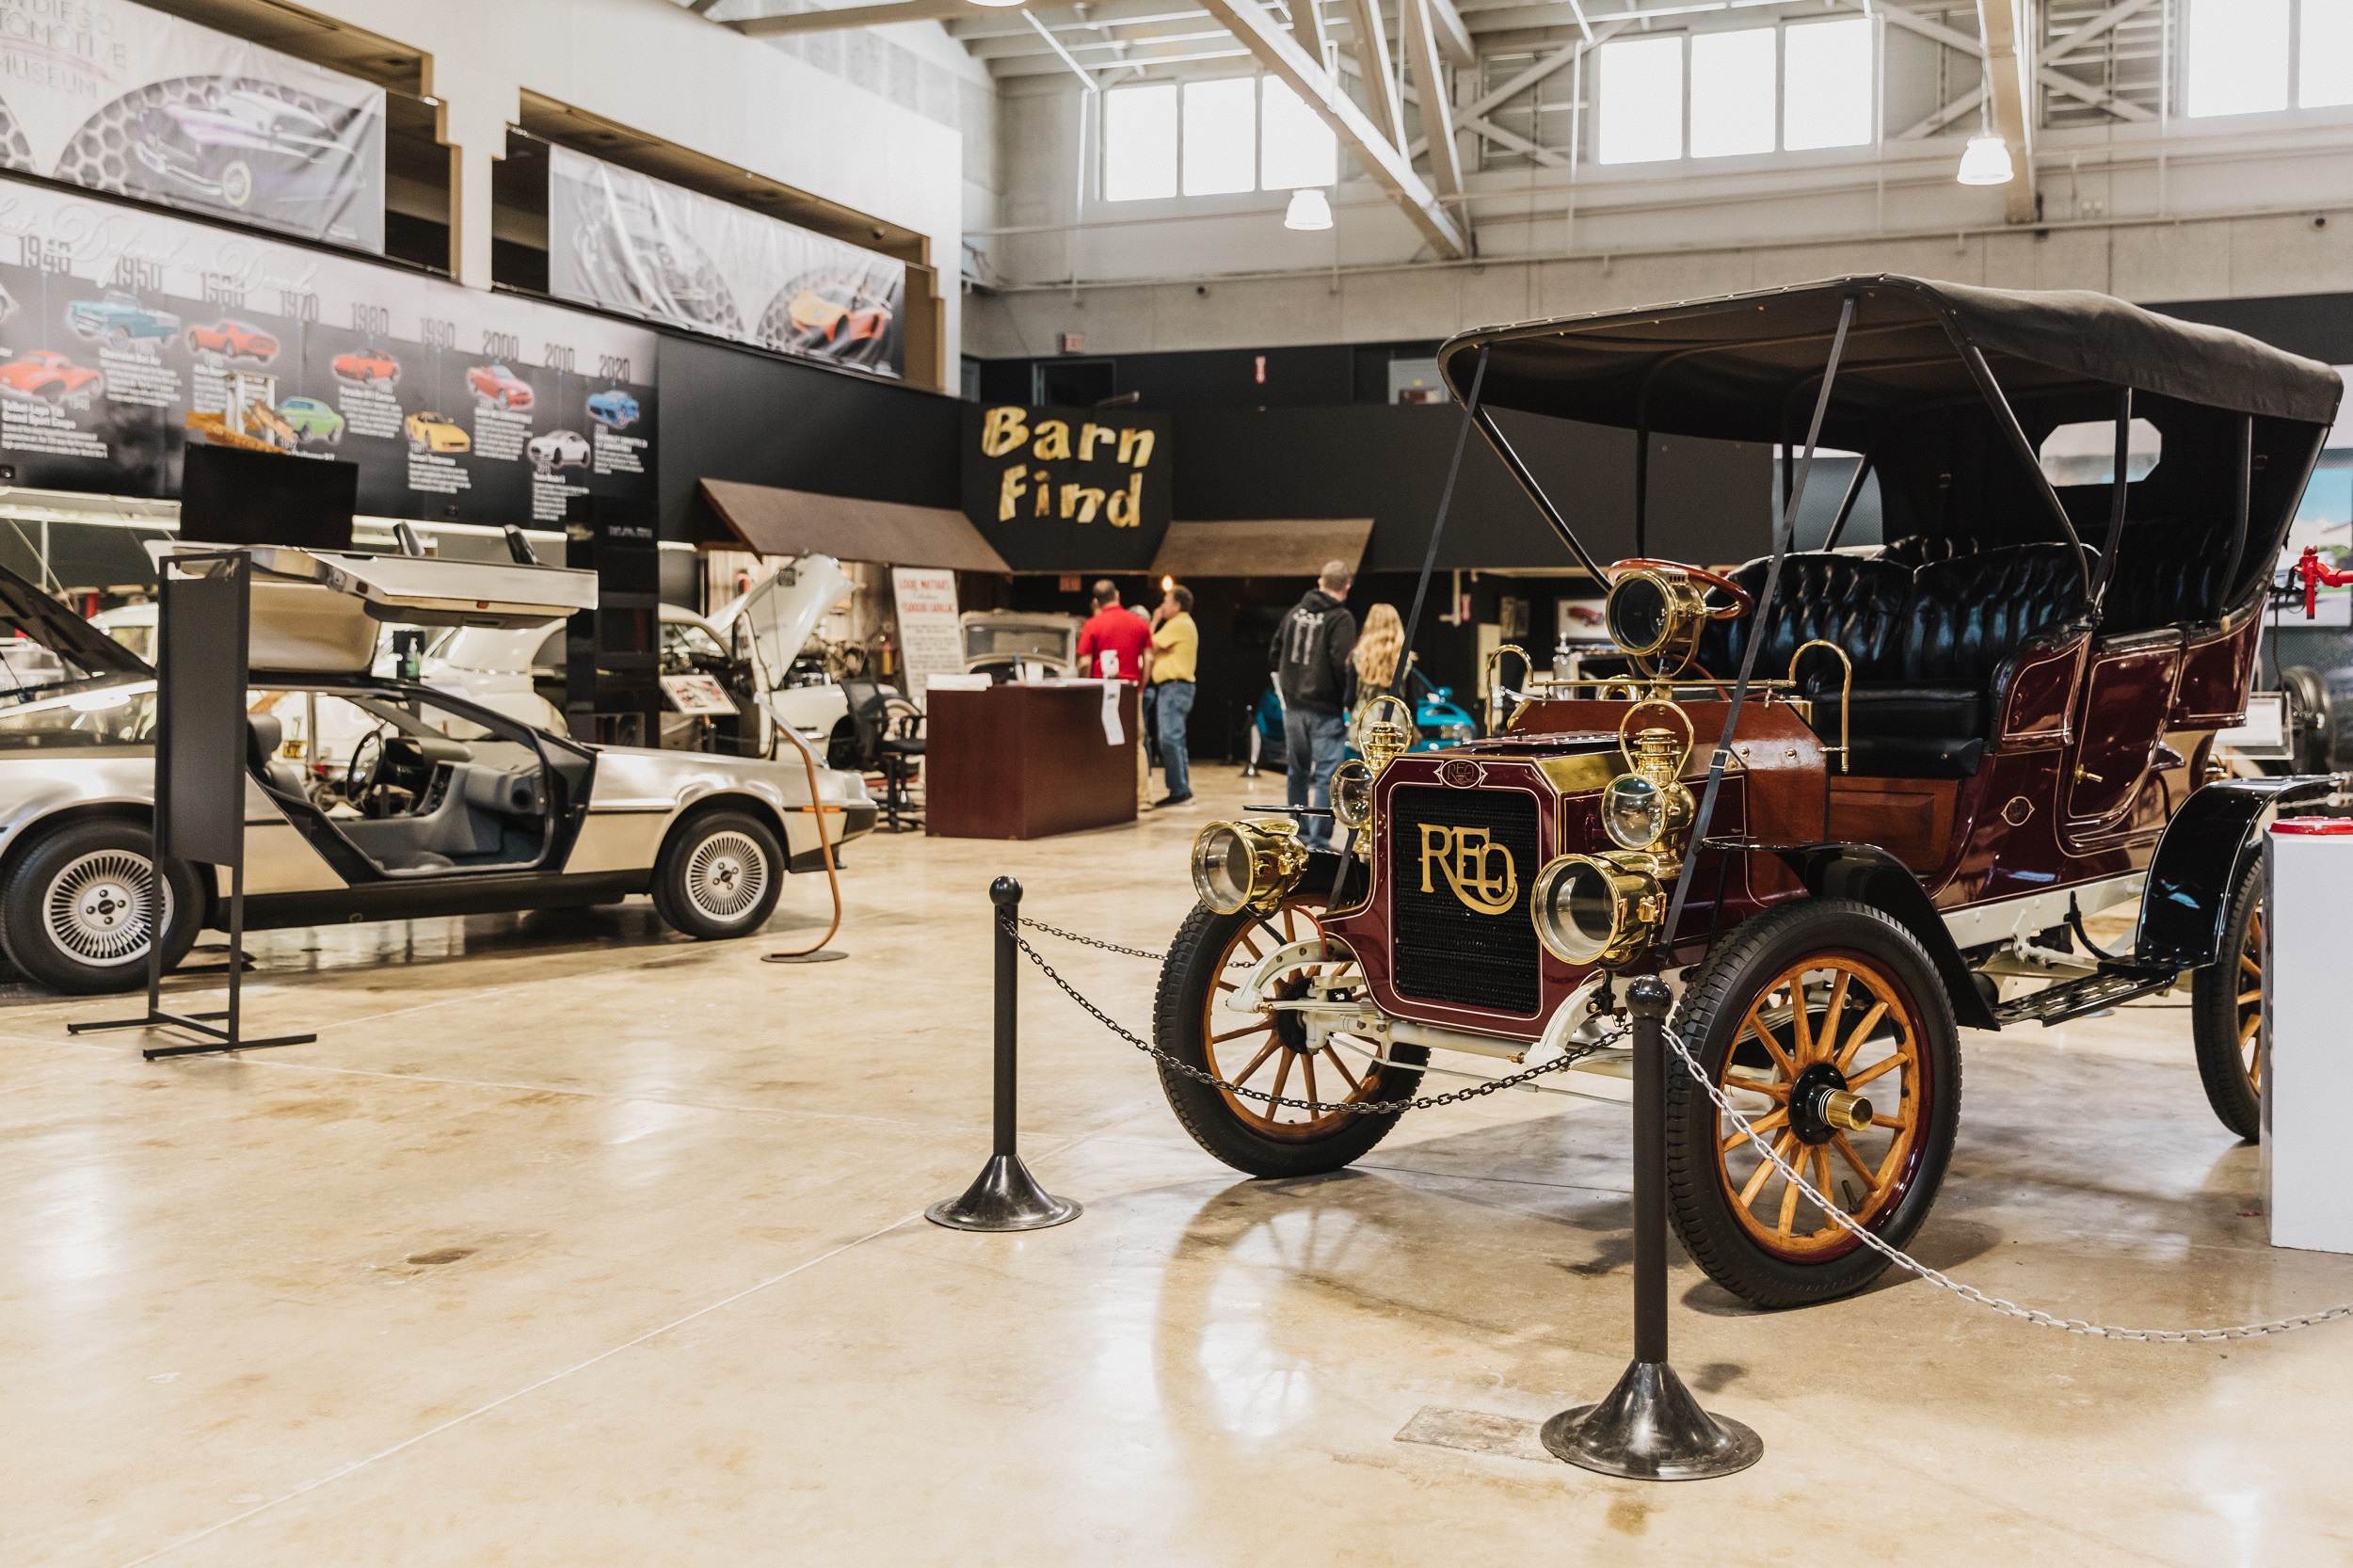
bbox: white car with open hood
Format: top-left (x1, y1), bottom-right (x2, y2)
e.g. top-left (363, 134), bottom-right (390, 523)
top-left (0, 546), bottom-right (876, 994)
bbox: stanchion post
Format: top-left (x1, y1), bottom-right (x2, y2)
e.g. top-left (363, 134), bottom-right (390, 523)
top-left (926, 876), bottom-right (1081, 1232)
top-left (1541, 975), bottom-right (1761, 1480)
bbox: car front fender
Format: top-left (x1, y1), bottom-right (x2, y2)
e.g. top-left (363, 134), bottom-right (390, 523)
top-left (1773, 843), bottom-right (2000, 1032)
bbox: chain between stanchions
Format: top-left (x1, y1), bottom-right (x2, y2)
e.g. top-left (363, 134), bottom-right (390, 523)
top-left (1014, 911), bottom-right (2352, 1338)
top-left (1669, 1030), bottom-right (2353, 1341)
top-left (1004, 917), bottom-right (1617, 1116)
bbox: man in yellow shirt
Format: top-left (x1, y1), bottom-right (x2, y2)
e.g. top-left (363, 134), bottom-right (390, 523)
top-left (1149, 584), bottom-right (1199, 807)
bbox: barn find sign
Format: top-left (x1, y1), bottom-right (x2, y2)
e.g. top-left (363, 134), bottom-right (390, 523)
top-left (961, 403), bottom-right (1172, 571)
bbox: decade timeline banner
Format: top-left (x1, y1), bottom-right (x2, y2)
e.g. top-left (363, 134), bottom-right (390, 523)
top-left (0, 177), bottom-right (658, 529)
top-left (548, 144), bottom-right (905, 379)
top-left (0, 0), bottom-right (385, 250)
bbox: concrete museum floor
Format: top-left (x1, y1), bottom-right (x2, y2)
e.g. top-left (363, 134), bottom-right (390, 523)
top-left (7, 762), bottom-right (2350, 1566)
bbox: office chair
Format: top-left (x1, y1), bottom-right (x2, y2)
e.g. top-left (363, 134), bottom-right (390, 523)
top-left (839, 679), bottom-right (925, 831)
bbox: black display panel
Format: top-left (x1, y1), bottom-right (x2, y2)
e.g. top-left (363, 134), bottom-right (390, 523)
top-left (157, 563), bottom-right (250, 869)
top-left (180, 447), bottom-right (358, 550)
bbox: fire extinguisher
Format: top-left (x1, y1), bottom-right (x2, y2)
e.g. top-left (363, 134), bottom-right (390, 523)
top-left (876, 632), bottom-right (896, 679)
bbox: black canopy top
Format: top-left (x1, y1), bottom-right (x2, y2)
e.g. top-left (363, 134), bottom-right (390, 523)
top-left (1436, 276), bottom-right (2344, 446)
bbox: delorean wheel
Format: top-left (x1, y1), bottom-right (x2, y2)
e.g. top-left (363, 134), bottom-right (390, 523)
top-left (1, 818), bottom-right (202, 994)
top-left (2190, 856), bottom-right (2263, 1143)
top-left (649, 809), bottom-right (782, 940)
top-left (1664, 900), bottom-right (1961, 1309)
top-left (1150, 895), bottom-right (1426, 1178)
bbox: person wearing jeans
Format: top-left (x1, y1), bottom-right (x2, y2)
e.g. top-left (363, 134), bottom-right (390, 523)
top-left (1270, 560), bottom-right (1358, 851)
top-left (1149, 584), bottom-right (1198, 807)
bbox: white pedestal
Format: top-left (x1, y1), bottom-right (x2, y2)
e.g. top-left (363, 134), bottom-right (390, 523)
top-left (2264, 827), bottom-right (2353, 1254)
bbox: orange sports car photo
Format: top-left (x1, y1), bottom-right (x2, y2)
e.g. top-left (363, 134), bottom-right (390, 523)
top-left (0, 349), bottom-right (104, 408)
top-left (332, 348), bottom-right (401, 386)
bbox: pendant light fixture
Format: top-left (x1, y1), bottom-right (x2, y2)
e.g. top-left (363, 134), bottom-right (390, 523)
top-left (1283, 187), bottom-right (1333, 231)
top-left (1957, 135), bottom-right (2014, 185)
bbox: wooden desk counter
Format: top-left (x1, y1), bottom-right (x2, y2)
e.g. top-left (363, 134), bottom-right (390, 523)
top-left (925, 680), bottom-right (1139, 840)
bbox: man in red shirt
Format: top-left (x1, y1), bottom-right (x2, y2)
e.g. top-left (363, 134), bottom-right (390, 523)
top-left (1076, 580), bottom-right (1152, 683)
top-left (1077, 581), bottom-right (1155, 808)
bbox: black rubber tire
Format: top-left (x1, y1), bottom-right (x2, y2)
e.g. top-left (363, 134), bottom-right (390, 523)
top-left (648, 809), bottom-right (783, 940)
top-left (1664, 899), bottom-right (1962, 1309)
top-left (1150, 897), bottom-right (1425, 1178)
top-left (2281, 665), bottom-right (2331, 775)
top-left (2190, 856), bottom-right (2264, 1143)
top-left (1, 818), bottom-right (202, 994)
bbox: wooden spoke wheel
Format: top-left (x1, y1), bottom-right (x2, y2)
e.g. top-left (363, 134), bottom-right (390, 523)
top-left (1150, 894), bottom-right (1426, 1177)
top-left (1665, 899), bottom-right (1961, 1308)
top-left (2192, 857), bottom-right (2265, 1142)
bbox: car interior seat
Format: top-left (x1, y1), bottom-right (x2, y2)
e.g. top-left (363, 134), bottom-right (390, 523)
top-left (246, 712), bottom-right (309, 798)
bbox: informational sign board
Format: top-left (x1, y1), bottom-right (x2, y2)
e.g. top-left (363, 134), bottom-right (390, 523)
top-left (156, 560), bottom-right (248, 868)
top-left (960, 403), bottom-right (1173, 571)
top-left (891, 565), bottom-right (961, 706)
top-left (0, 175), bottom-right (657, 528)
top-left (0, 0), bottom-right (385, 250)
top-left (548, 146), bottom-right (905, 379)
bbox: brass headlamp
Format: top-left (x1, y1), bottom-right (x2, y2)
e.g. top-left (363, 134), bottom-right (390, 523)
top-left (1191, 817), bottom-right (1310, 915)
top-left (1529, 850), bottom-right (1670, 968)
top-left (1601, 700), bottom-right (1696, 853)
top-left (1606, 567), bottom-right (1711, 669)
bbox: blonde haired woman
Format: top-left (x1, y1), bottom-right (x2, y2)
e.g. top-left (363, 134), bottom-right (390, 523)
top-left (1348, 603), bottom-right (1417, 755)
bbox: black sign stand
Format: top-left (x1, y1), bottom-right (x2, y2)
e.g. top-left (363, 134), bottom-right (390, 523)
top-left (71, 551), bottom-right (314, 1060)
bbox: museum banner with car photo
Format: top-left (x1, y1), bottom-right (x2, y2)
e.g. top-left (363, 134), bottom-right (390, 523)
top-left (0, 0), bottom-right (385, 249)
top-left (0, 175), bottom-right (657, 528)
top-left (547, 146), bottom-right (906, 380)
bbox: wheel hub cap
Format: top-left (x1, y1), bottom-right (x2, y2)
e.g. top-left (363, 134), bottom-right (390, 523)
top-left (684, 831), bottom-right (767, 920)
top-left (47, 850), bottom-right (168, 966)
top-left (1788, 1060), bottom-right (1871, 1145)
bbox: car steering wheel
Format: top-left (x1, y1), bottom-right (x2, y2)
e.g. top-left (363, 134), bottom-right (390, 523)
top-left (1607, 557), bottom-right (1756, 620)
top-left (345, 730), bottom-right (384, 797)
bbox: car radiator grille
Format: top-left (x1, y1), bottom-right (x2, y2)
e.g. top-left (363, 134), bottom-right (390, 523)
top-left (1388, 784), bottom-right (1542, 1014)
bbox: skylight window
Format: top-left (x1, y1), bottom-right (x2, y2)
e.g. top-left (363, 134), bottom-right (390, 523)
top-left (1260, 77), bottom-right (1337, 190)
top-left (1597, 36), bottom-right (1685, 164)
top-left (1689, 29), bottom-right (1776, 158)
top-left (2185, 0), bottom-right (2292, 116)
top-left (1181, 78), bottom-right (1257, 196)
top-left (1102, 84), bottom-right (1176, 201)
top-left (1783, 19), bottom-right (1872, 150)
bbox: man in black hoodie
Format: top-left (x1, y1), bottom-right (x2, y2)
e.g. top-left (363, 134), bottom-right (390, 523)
top-left (1270, 560), bottom-right (1358, 850)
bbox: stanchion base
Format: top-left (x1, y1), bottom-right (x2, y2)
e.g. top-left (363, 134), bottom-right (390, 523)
top-left (1541, 1360), bottom-right (1762, 1481)
top-left (762, 950), bottom-right (849, 964)
top-left (925, 1153), bottom-right (1081, 1232)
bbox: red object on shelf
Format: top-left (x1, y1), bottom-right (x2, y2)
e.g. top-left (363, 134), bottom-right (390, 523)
top-left (2271, 818), bottom-right (2353, 835)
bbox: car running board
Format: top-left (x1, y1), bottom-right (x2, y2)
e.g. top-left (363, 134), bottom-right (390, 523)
top-left (1990, 965), bottom-right (2178, 1029)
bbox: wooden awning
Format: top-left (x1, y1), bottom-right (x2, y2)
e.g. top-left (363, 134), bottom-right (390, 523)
top-left (697, 479), bottom-right (1010, 572)
top-left (1148, 518), bottom-right (1373, 579)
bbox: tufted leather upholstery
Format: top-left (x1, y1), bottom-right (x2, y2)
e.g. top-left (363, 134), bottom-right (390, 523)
top-left (1876, 534), bottom-right (1978, 568)
top-left (1699, 553), bottom-right (1914, 681)
top-left (2099, 524), bottom-right (2233, 631)
top-left (1904, 545), bottom-right (2089, 687)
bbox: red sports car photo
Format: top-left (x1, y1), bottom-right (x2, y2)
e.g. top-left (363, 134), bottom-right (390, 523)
top-left (185, 319), bottom-right (280, 362)
top-left (331, 349), bottom-right (400, 387)
top-left (0, 349), bottom-right (104, 408)
top-left (466, 361), bottom-right (534, 411)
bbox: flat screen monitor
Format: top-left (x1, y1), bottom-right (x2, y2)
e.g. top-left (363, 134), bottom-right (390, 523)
top-left (179, 446), bottom-right (358, 551)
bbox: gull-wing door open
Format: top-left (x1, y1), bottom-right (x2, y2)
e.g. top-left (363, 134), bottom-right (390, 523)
top-left (152, 541), bottom-right (597, 676)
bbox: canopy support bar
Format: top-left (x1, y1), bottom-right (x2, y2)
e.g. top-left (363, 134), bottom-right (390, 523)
top-left (1472, 407), bottom-right (1611, 583)
top-left (2089, 387), bottom-right (2132, 614)
top-left (2221, 414), bottom-right (2254, 615)
top-left (1821, 451), bottom-right (1876, 552)
top-left (1958, 344), bottom-right (2093, 600)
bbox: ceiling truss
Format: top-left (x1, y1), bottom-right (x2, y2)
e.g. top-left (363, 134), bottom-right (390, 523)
top-left (692, 1), bottom-right (2182, 247)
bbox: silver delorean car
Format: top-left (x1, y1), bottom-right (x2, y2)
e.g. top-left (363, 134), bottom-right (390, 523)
top-left (0, 544), bottom-right (877, 994)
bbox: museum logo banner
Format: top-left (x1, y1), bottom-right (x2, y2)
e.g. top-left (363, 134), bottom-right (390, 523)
top-left (0, 0), bottom-right (385, 249)
top-left (961, 403), bottom-right (1172, 572)
top-left (547, 146), bottom-right (906, 380)
top-left (0, 175), bottom-right (655, 530)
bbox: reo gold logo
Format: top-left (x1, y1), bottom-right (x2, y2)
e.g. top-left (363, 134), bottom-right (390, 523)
top-left (1417, 824), bottom-right (1519, 916)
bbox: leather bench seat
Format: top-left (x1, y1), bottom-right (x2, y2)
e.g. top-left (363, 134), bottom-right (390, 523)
top-left (1699, 542), bottom-right (2088, 780)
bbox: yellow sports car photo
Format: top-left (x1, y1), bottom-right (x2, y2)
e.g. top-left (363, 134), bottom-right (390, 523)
top-left (404, 409), bottom-right (470, 455)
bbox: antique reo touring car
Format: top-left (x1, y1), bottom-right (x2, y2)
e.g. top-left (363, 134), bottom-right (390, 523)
top-left (1155, 277), bottom-right (2346, 1308)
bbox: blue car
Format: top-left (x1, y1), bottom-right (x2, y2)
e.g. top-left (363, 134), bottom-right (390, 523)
top-left (1348, 667), bottom-right (1477, 755)
top-left (67, 291), bottom-right (180, 347)
top-left (586, 388), bottom-right (639, 430)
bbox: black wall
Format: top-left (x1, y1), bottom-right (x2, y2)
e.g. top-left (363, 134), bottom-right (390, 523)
top-left (1174, 406), bottom-right (1773, 571)
top-left (656, 332), bottom-right (962, 541)
top-left (2155, 291), bottom-right (2353, 366)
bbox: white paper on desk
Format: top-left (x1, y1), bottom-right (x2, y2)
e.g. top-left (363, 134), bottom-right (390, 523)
top-left (1100, 680), bottom-right (1125, 744)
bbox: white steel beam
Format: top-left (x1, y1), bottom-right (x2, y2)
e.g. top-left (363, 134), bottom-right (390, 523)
top-left (1400, 0), bottom-right (1465, 199)
top-left (1977, 0), bottom-right (2037, 224)
top-left (1425, 0), bottom-right (1477, 66)
top-left (1196, 0), bottom-right (1468, 255)
top-left (731, 0), bottom-right (972, 35)
top-left (1342, 0), bottom-right (1408, 149)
